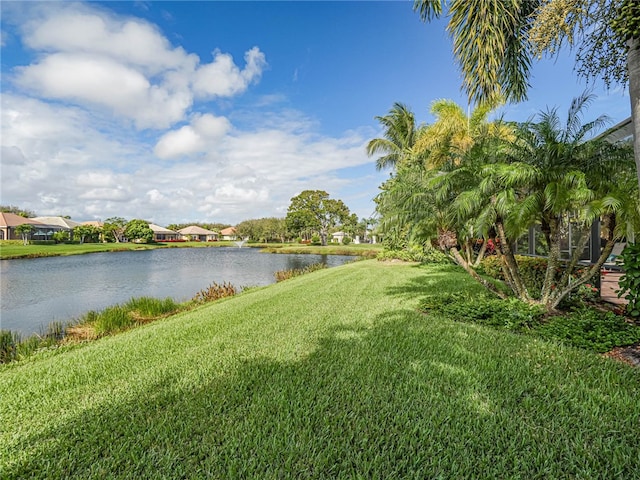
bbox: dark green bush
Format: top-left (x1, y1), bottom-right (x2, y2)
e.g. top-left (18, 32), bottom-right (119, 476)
top-left (617, 243), bottom-right (640, 317)
top-left (421, 293), bottom-right (544, 331)
top-left (535, 308), bottom-right (640, 353)
top-left (311, 235), bottom-right (321, 246)
top-left (342, 236), bottom-right (352, 245)
top-left (480, 255), bottom-right (548, 298)
top-left (28, 240), bottom-right (56, 245)
top-left (378, 245), bottom-right (450, 264)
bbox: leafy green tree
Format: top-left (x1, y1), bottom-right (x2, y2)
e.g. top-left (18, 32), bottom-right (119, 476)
top-left (341, 213), bottom-right (360, 240)
top-left (73, 225), bottom-right (101, 244)
top-left (433, 94), bottom-right (639, 310)
top-left (366, 102), bottom-right (425, 171)
top-left (0, 205), bottom-right (36, 218)
top-left (124, 219), bottom-right (153, 243)
top-left (286, 190), bottom-right (351, 246)
top-left (15, 224), bottom-right (34, 245)
top-left (413, 0), bottom-right (640, 192)
top-left (414, 98), bottom-right (514, 170)
top-left (52, 230), bottom-right (70, 243)
top-left (103, 217), bottom-right (127, 243)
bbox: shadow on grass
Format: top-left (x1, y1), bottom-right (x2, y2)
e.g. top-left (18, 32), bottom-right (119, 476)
top-left (6, 308), bottom-right (640, 479)
top-left (384, 264), bottom-right (489, 304)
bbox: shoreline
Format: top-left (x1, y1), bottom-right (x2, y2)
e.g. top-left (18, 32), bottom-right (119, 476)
top-left (0, 241), bottom-right (382, 260)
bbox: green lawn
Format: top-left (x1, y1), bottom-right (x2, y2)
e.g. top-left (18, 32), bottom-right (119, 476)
top-left (1, 261), bottom-right (638, 478)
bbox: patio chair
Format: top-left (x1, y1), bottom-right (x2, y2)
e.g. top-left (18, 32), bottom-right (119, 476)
top-left (602, 242), bottom-right (626, 272)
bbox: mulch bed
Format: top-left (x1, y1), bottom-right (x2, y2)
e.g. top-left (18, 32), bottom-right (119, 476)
top-left (604, 343), bottom-right (640, 368)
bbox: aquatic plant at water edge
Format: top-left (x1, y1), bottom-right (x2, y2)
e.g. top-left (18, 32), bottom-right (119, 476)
top-left (274, 262), bottom-right (327, 282)
top-left (92, 305), bottom-right (135, 336)
top-left (124, 297), bottom-right (181, 318)
top-left (192, 282), bottom-right (238, 304)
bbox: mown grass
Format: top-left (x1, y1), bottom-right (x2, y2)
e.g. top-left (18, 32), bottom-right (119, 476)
top-left (1, 261), bottom-right (639, 478)
top-left (0, 241), bottom-right (239, 259)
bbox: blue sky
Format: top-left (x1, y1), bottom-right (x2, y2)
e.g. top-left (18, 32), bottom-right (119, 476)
top-left (0, 1), bottom-right (631, 225)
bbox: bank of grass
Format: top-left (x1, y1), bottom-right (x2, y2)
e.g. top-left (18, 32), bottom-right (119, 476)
top-left (0, 241), bottom-right (379, 260)
top-left (260, 242), bottom-right (382, 257)
top-left (1, 261), bottom-right (639, 478)
top-left (0, 240), bottom-right (239, 259)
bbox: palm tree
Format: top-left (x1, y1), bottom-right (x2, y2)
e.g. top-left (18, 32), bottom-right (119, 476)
top-left (414, 98), bottom-right (514, 170)
top-left (15, 224), bottom-right (34, 245)
top-left (498, 93), bottom-right (637, 308)
top-left (425, 93), bottom-right (638, 310)
top-left (413, 0), bottom-right (640, 193)
top-left (366, 102), bottom-right (424, 171)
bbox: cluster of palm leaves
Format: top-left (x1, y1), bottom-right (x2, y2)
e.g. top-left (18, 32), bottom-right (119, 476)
top-left (370, 93), bottom-right (639, 311)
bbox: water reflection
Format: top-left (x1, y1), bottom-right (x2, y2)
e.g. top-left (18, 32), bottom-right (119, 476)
top-left (0, 248), bottom-right (354, 336)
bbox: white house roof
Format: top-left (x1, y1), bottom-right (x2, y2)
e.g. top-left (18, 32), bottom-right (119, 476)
top-left (32, 216), bottom-right (83, 229)
top-left (594, 117), bottom-right (633, 144)
top-left (148, 223), bottom-right (177, 234)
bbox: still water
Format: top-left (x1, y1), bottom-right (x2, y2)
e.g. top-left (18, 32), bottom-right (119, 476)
top-left (0, 247), bottom-right (355, 336)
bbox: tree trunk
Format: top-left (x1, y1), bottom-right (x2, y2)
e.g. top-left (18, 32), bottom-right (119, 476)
top-left (472, 240), bottom-right (488, 267)
top-left (496, 221), bottom-right (531, 301)
top-left (628, 35), bottom-right (640, 192)
top-left (320, 231), bottom-right (328, 246)
top-left (449, 246), bottom-right (509, 299)
top-left (541, 217), bottom-right (561, 304)
top-left (548, 214), bottom-right (619, 310)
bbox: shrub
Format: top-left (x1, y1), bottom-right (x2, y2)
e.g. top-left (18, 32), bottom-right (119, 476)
top-left (52, 230), bottom-right (70, 243)
top-left (378, 244), bottom-right (450, 264)
top-left (192, 282), bottom-right (238, 304)
top-left (535, 307), bottom-right (640, 353)
top-left (29, 240), bottom-right (56, 245)
top-left (617, 243), bottom-right (640, 317)
top-left (342, 236), bottom-right (352, 245)
top-left (480, 255), bottom-right (548, 298)
top-left (311, 235), bottom-right (321, 246)
top-left (421, 293), bottom-right (545, 331)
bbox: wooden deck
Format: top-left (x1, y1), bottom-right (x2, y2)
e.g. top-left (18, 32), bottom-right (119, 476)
top-left (600, 271), bottom-right (627, 306)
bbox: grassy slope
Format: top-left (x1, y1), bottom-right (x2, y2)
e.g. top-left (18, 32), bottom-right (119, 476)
top-left (1, 261), bottom-right (638, 478)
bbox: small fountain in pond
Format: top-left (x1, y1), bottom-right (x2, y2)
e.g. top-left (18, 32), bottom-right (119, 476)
top-left (234, 239), bottom-right (247, 248)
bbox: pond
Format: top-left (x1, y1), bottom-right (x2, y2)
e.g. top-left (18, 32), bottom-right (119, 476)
top-left (0, 247), bottom-right (356, 336)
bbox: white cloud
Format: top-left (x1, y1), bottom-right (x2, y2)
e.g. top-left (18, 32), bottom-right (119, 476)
top-left (192, 47), bottom-right (267, 98)
top-left (0, 3), bottom-right (378, 224)
top-left (8, 2), bottom-right (266, 130)
top-left (21, 6), bottom-right (195, 74)
top-left (154, 113), bottom-right (231, 159)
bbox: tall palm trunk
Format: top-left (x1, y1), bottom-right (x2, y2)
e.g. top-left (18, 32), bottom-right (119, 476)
top-left (541, 217), bottom-right (562, 304)
top-left (495, 220), bottom-right (531, 302)
top-left (629, 35), bottom-right (640, 193)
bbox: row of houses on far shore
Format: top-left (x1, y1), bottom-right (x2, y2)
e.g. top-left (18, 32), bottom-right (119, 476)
top-left (0, 212), bottom-right (238, 242)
